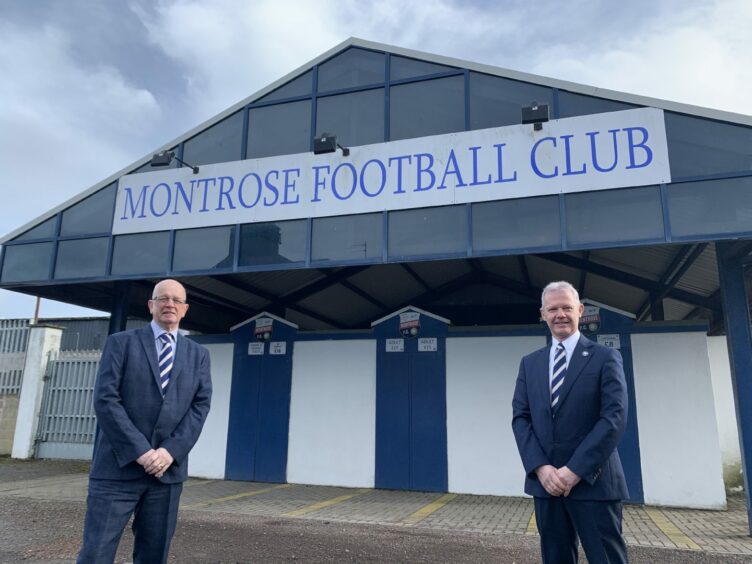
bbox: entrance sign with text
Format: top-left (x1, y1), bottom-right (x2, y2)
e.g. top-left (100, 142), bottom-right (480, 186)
top-left (113, 108), bottom-right (670, 235)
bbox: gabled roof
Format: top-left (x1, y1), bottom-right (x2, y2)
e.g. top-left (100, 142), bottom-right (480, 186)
top-left (4, 36), bottom-right (751, 244)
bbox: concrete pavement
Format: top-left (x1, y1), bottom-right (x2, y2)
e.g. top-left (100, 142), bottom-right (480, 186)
top-left (1, 458), bottom-right (751, 562)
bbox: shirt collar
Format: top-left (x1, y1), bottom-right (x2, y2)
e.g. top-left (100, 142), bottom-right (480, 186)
top-left (551, 330), bottom-right (581, 357)
top-left (150, 320), bottom-right (178, 341)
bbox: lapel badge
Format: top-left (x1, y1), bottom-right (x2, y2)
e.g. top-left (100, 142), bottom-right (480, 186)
top-left (582, 351), bottom-right (589, 357)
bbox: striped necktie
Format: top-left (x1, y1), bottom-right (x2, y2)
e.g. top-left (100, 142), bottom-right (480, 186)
top-left (158, 332), bottom-right (175, 396)
top-left (551, 343), bottom-right (567, 409)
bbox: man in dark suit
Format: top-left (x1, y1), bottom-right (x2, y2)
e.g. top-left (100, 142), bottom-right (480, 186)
top-left (512, 280), bottom-right (629, 564)
top-left (78, 279), bottom-right (212, 564)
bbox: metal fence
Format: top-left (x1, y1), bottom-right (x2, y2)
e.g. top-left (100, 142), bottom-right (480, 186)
top-left (0, 319), bottom-right (30, 353)
top-left (36, 350), bottom-right (100, 459)
top-left (0, 319), bottom-right (29, 395)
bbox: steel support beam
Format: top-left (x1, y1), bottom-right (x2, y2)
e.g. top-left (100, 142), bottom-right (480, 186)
top-left (717, 241), bottom-right (752, 535)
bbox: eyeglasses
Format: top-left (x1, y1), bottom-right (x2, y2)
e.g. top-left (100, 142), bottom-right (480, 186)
top-left (152, 296), bottom-right (187, 305)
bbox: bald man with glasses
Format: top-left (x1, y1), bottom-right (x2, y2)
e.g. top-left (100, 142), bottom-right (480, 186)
top-left (78, 279), bottom-right (212, 564)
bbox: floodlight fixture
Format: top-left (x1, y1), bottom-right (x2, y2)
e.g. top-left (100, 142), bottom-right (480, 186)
top-left (149, 150), bottom-right (200, 174)
top-left (313, 133), bottom-right (350, 156)
top-left (521, 102), bottom-right (550, 131)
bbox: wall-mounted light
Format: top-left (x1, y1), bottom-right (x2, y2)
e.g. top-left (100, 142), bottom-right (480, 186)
top-left (521, 102), bottom-right (549, 131)
top-left (150, 150), bottom-right (200, 174)
top-left (313, 133), bottom-right (350, 157)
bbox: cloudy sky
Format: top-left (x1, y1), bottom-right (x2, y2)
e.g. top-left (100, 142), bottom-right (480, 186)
top-left (0, 0), bottom-right (750, 319)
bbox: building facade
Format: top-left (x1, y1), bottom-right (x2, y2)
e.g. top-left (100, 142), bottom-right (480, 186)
top-left (2, 39), bottom-right (751, 522)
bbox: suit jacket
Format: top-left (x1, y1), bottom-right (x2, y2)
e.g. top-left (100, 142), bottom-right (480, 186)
top-left (511, 335), bottom-right (629, 500)
top-left (89, 325), bottom-right (212, 484)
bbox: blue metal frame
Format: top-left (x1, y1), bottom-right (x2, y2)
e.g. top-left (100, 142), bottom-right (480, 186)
top-left (3, 45), bottom-right (752, 295)
top-left (717, 242), bottom-right (752, 534)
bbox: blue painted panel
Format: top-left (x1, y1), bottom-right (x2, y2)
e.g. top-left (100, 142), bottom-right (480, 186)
top-left (375, 350), bottom-right (411, 489)
top-left (410, 346), bottom-right (448, 492)
top-left (225, 343), bottom-right (260, 481)
top-left (224, 318), bottom-right (296, 482)
top-left (374, 309), bottom-right (449, 492)
top-left (254, 350), bottom-right (294, 482)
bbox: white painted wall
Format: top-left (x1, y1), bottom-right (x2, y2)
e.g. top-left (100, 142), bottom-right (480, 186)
top-left (707, 336), bottom-right (742, 483)
top-left (287, 340), bottom-right (376, 487)
top-left (189, 343), bottom-right (234, 479)
top-left (632, 332), bottom-right (726, 508)
top-left (446, 336), bottom-right (546, 496)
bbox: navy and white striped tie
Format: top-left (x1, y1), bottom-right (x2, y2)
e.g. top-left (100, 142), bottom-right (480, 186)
top-left (551, 343), bottom-right (567, 409)
top-left (158, 333), bottom-right (175, 395)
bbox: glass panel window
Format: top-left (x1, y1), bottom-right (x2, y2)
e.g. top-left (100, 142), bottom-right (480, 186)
top-left (565, 186), bottom-right (664, 245)
top-left (1, 242), bottom-right (54, 283)
top-left (316, 88), bottom-right (384, 147)
top-left (247, 100), bottom-right (311, 159)
top-left (54, 238), bottom-right (109, 279)
top-left (13, 217), bottom-right (57, 241)
top-left (317, 48), bottom-right (384, 92)
top-left (473, 196), bottom-right (560, 251)
top-left (390, 56), bottom-right (454, 81)
top-left (112, 232), bottom-right (170, 275)
top-left (173, 226), bottom-right (234, 271)
top-left (668, 176), bottom-right (752, 237)
top-left (312, 213), bottom-right (382, 262)
top-left (258, 70), bottom-right (313, 103)
top-left (239, 220), bottom-right (307, 266)
top-left (390, 75), bottom-right (465, 141)
top-left (182, 111), bottom-right (243, 166)
top-left (665, 112), bottom-right (752, 179)
top-left (389, 205), bottom-right (466, 257)
top-left (470, 73), bottom-right (554, 130)
top-left (558, 91), bottom-right (637, 118)
top-left (60, 184), bottom-right (116, 236)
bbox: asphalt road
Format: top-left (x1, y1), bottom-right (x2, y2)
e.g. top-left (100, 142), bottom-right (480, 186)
top-left (1, 458), bottom-right (751, 563)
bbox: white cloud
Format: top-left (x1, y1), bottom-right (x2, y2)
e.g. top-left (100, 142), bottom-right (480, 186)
top-left (0, 21), bottom-right (163, 235)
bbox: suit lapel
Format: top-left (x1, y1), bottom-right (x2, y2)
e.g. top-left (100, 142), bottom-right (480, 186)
top-left (167, 334), bottom-right (187, 393)
top-left (532, 347), bottom-right (553, 417)
top-left (555, 335), bottom-right (594, 410)
top-left (138, 325), bottom-right (163, 393)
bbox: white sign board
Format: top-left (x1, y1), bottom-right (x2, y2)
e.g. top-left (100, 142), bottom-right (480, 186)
top-left (248, 342), bottom-right (265, 355)
top-left (270, 341), bottom-right (287, 355)
top-left (597, 334), bottom-right (622, 349)
top-left (386, 339), bottom-right (404, 352)
top-left (114, 108), bottom-right (670, 234)
top-left (418, 338), bottom-right (438, 352)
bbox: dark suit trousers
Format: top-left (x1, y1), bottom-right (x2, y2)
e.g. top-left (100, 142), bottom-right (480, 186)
top-left (534, 496), bottom-right (628, 564)
top-left (77, 476), bottom-right (183, 564)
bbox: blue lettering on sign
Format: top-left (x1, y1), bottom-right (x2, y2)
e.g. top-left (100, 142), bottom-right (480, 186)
top-left (531, 137), bottom-right (558, 178)
top-left (238, 172), bottom-right (262, 208)
top-left (388, 155), bottom-right (411, 194)
top-left (264, 170), bottom-right (280, 207)
top-left (414, 153), bottom-right (436, 191)
top-left (493, 143), bottom-right (518, 183)
top-left (332, 162), bottom-right (357, 200)
top-left (115, 111), bottom-right (663, 229)
top-left (438, 149), bottom-right (466, 189)
top-left (468, 146), bottom-right (492, 186)
top-left (587, 129), bottom-right (620, 173)
top-left (624, 127), bottom-right (653, 169)
top-left (120, 185), bottom-right (148, 219)
top-left (172, 181), bottom-right (195, 215)
top-left (282, 168), bottom-right (301, 204)
top-left (311, 165), bottom-right (330, 202)
top-left (217, 176), bottom-right (236, 210)
top-left (360, 159), bottom-right (387, 197)
top-left (150, 183), bottom-right (172, 217)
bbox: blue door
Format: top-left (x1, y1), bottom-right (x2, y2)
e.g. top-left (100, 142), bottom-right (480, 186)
top-left (374, 310), bottom-right (449, 492)
top-left (225, 317), bottom-right (295, 483)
